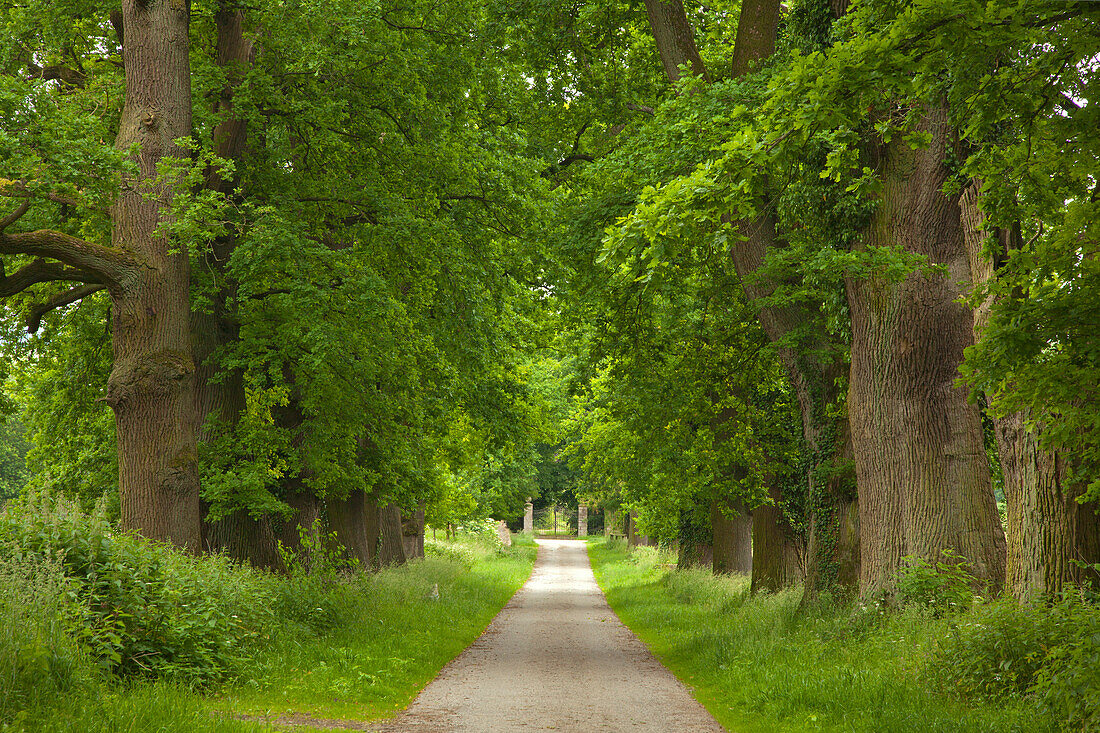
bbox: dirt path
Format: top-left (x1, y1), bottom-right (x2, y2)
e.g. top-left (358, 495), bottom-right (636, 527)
top-left (375, 539), bottom-right (724, 732)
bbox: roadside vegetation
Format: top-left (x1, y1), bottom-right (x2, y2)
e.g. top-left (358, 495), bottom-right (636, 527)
top-left (0, 498), bottom-right (535, 731)
top-left (589, 540), bottom-right (1099, 733)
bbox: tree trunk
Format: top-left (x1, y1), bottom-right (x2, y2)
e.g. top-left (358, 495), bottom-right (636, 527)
top-left (273, 484), bottom-right (320, 557)
top-left (677, 508), bottom-right (712, 569)
top-left (196, 4), bottom-right (263, 562)
top-left (801, 407), bottom-right (860, 596)
top-left (377, 503), bottom-right (407, 567)
top-left (641, 0), bottom-right (709, 83)
top-left (366, 500), bottom-right (381, 563)
top-left (643, 0), bottom-right (859, 595)
top-left (961, 183), bottom-right (1100, 600)
top-left (401, 504), bottom-right (425, 560)
top-left (730, 0), bottom-right (780, 76)
top-left (327, 491), bottom-right (373, 568)
top-left (847, 108), bottom-right (1006, 599)
top-left (751, 483), bottom-right (804, 593)
top-left (712, 500), bottom-right (752, 574)
top-left (105, 0), bottom-right (200, 550)
top-left (996, 414), bottom-right (1099, 597)
top-left (678, 540), bottom-right (713, 569)
top-left (205, 512), bottom-right (282, 569)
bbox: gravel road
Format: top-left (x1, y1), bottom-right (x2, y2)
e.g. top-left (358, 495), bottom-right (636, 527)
top-left (375, 538), bottom-right (725, 732)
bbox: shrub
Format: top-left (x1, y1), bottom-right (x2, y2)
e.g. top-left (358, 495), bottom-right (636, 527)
top-left (270, 522), bottom-right (359, 635)
top-left (453, 518), bottom-right (506, 540)
top-left (927, 591), bottom-right (1100, 729)
top-left (424, 538), bottom-right (481, 566)
top-left (927, 599), bottom-right (1057, 700)
top-left (895, 549), bottom-right (978, 616)
top-left (1031, 595), bottom-right (1100, 731)
top-left (0, 496), bottom-right (274, 684)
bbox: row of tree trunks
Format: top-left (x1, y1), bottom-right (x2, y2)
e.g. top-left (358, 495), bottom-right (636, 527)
top-left (326, 495), bottom-right (423, 569)
top-left (643, 0), bottom-right (858, 595)
top-left (641, 0), bottom-right (1010, 601)
top-left (961, 182), bottom-right (1100, 600)
top-left (726, 0), bottom-right (859, 601)
top-left (847, 108), bottom-right (1006, 599)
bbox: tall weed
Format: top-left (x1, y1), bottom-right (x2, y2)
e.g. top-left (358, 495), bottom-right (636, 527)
top-left (0, 546), bottom-right (97, 724)
top-left (0, 496), bottom-right (274, 683)
top-left (928, 592), bottom-right (1100, 730)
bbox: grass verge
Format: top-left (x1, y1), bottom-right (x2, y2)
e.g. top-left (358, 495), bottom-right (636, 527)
top-left (587, 539), bottom-right (1049, 733)
top-left (214, 534), bottom-right (536, 722)
top-left (1, 500), bottom-right (535, 732)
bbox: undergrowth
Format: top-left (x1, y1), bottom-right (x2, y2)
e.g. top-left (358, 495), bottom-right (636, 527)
top-left (588, 538), bottom-right (1091, 733)
top-left (0, 498), bottom-right (535, 730)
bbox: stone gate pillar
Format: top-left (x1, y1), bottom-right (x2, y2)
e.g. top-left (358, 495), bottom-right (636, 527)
top-left (577, 504), bottom-right (588, 537)
top-left (523, 497), bottom-right (534, 534)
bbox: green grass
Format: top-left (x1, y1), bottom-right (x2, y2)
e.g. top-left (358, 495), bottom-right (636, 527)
top-left (214, 535), bottom-right (537, 722)
top-left (587, 539), bottom-right (1050, 733)
top-left (3, 533), bottom-right (535, 732)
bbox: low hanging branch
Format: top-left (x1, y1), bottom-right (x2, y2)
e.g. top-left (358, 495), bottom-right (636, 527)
top-left (25, 283), bottom-right (107, 333)
top-left (0, 259), bottom-right (98, 297)
top-left (0, 228), bottom-right (139, 290)
top-left (0, 188), bottom-right (138, 329)
top-left (0, 191), bottom-right (139, 287)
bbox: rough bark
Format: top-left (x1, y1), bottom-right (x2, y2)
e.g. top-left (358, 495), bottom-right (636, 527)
top-left (273, 484), bottom-right (321, 557)
top-left (377, 503), bottom-right (407, 567)
top-left (205, 512), bottom-right (283, 569)
top-left (847, 108), bottom-right (1006, 599)
top-left (105, 0), bottom-right (201, 550)
top-left (641, 0), bottom-right (709, 83)
top-left (801, 406), bottom-right (860, 596)
top-left (677, 507), bottom-right (713, 569)
top-left (195, 3), bottom-right (266, 563)
top-left (327, 491), bottom-right (374, 568)
top-left (725, 222), bottom-right (860, 599)
top-left (366, 499), bottom-right (381, 566)
top-left (961, 182), bottom-right (1100, 600)
top-left (712, 501), bottom-right (752, 574)
top-left (751, 482), bottom-right (804, 593)
top-left (677, 540), bottom-right (713, 569)
top-left (730, 0), bottom-right (780, 77)
top-left (402, 505), bottom-right (426, 560)
top-left (207, 4), bottom-right (254, 193)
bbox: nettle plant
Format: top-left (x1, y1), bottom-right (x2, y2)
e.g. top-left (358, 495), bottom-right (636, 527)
top-left (894, 549), bottom-right (979, 616)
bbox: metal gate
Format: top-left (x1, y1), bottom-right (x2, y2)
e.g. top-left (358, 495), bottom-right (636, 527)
top-left (533, 506), bottom-right (577, 536)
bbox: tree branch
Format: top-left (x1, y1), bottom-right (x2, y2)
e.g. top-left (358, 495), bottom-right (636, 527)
top-left (0, 259), bottom-right (98, 298)
top-left (26, 284), bottom-right (106, 333)
top-left (1, 181), bottom-right (106, 213)
top-left (540, 153), bottom-right (596, 178)
top-left (0, 229), bottom-right (140, 291)
top-left (25, 63), bottom-right (88, 88)
top-left (0, 199), bottom-right (30, 231)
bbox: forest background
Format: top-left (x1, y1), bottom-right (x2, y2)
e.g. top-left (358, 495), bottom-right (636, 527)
top-left (0, 0), bottom-right (1099, 729)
